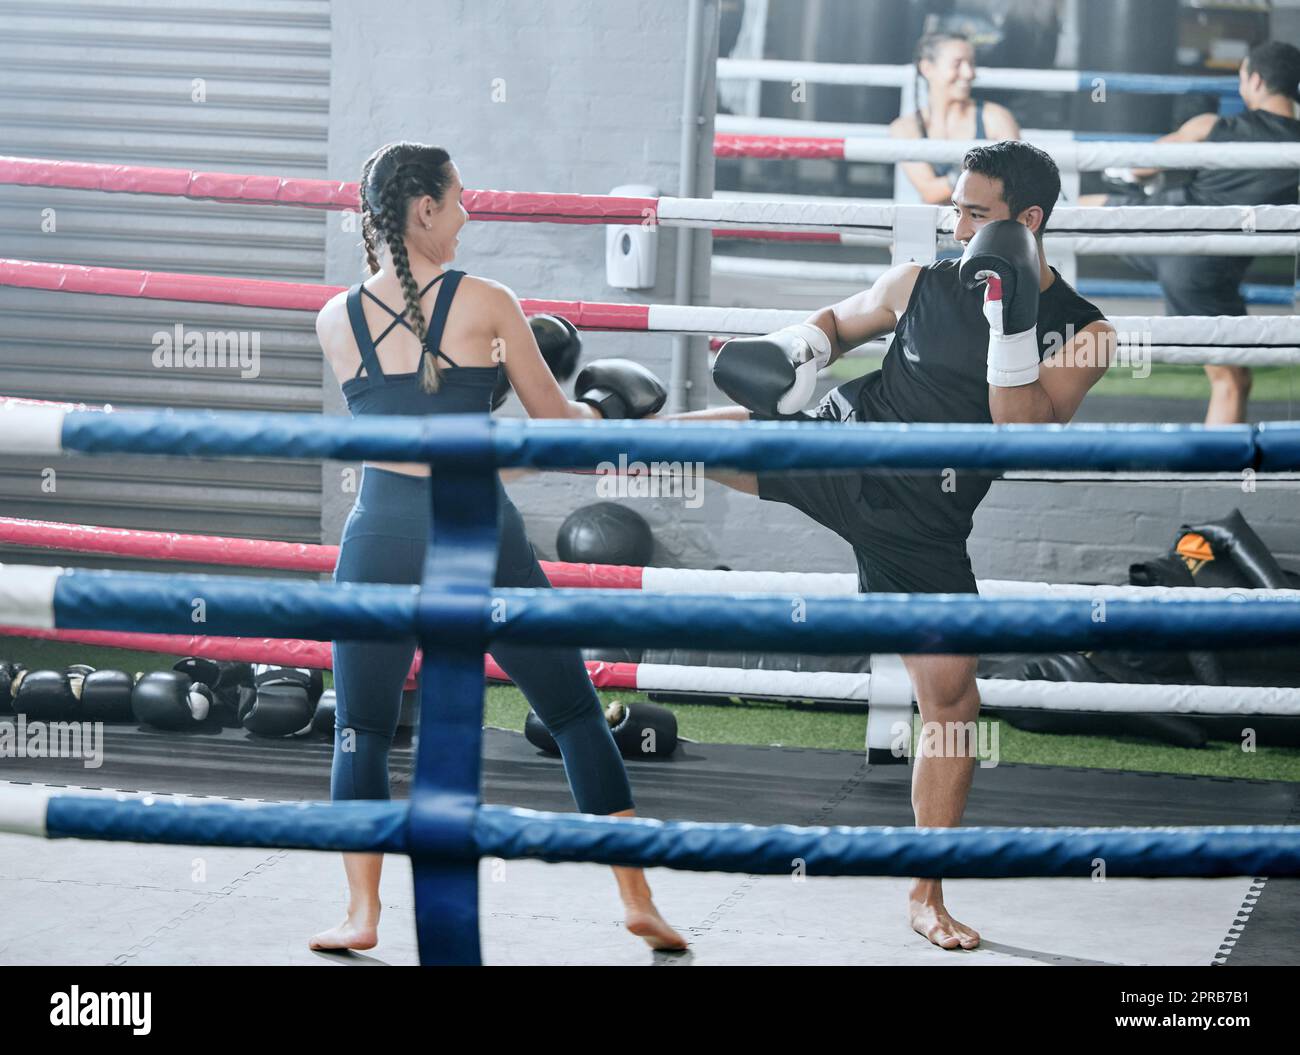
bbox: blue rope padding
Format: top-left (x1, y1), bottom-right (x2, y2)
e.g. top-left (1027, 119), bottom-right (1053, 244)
top-left (40, 798), bottom-right (1300, 879)
top-left (1077, 279), bottom-right (1297, 306)
top-left (488, 590), bottom-right (1300, 652)
top-left (1257, 422), bottom-right (1300, 472)
top-left (1077, 71), bottom-right (1238, 96)
top-left (1073, 131), bottom-right (1157, 142)
top-left (50, 575), bottom-right (1300, 651)
top-left (62, 409), bottom-right (475, 464)
top-left (45, 797), bottom-right (410, 852)
top-left (53, 571), bottom-right (417, 640)
top-left (475, 808), bottom-right (1300, 878)
top-left (492, 420), bottom-right (1258, 473)
top-left (60, 412), bottom-right (1270, 472)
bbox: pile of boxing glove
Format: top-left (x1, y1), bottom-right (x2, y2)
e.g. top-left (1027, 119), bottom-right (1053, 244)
top-left (0, 657), bottom-right (333, 738)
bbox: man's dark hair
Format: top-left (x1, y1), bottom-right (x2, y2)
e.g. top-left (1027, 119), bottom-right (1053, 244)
top-left (1245, 41), bottom-right (1300, 102)
top-left (961, 140), bottom-right (1061, 230)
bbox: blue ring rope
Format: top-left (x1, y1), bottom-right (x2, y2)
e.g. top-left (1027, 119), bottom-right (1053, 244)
top-left (40, 798), bottom-right (1300, 880)
top-left (50, 574), bottom-right (1300, 651)
top-left (31, 409), bottom-right (1300, 964)
top-left (1076, 70), bottom-right (1239, 96)
top-left (60, 413), bottom-right (1277, 472)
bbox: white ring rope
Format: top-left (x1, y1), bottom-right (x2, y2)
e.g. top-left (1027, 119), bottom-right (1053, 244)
top-left (662, 197), bottom-right (1300, 237)
top-left (638, 568), bottom-right (1300, 601)
top-left (636, 663), bottom-right (1300, 716)
top-left (645, 304), bottom-right (1300, 346)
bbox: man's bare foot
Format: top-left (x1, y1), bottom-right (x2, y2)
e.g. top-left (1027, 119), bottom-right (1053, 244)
top-left (909, 897), bottom-right (980, 950)
top-left (623, 895), bottom-right (688, 951)
top-left (310, 913), bottom-right (380, 952)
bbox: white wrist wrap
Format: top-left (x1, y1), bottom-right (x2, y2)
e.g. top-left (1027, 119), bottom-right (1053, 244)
top-left (783, 323), bottom-right (833, 369)
top-left (773, 324), bottom-right (833, 416)
top-left (987, 328), bottom-right (1041, 388)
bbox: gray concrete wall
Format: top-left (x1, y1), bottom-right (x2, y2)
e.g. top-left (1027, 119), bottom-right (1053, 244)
top-left (323, 0), bottom-right (718, 544)
top-left (972, 477), bottom-right (1300, 582)
top-left (652, 476), bottom-right (1300, 585)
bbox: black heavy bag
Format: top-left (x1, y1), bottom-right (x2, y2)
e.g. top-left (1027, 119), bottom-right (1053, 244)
top-left (999, 653), bottom-right (1206, 747)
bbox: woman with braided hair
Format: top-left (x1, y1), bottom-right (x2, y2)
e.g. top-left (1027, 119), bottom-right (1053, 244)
top-left (889, 30), bottom-right (1020, 204)
top-left (312, 142), bottom-right (684, 955)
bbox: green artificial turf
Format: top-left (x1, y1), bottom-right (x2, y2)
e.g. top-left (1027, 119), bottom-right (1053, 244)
top-left (485, 684), bottom-right (1300, 783)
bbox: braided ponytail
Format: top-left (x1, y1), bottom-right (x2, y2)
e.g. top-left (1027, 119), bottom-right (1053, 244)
top-left (357, 142), bottom-right (454, 393)
top-left (358, 153), bottom-right (382, 275)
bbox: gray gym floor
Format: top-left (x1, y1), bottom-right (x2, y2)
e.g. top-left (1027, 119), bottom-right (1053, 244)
top-left (0, 725), bottom-right (1292, 966)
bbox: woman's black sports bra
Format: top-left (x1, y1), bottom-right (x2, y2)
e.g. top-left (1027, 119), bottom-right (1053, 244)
top-left (340, 269), bottom-right (500, 417)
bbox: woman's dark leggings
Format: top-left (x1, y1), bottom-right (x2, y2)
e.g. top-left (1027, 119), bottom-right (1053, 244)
top-left (331, 467), bottom-right (633, 815)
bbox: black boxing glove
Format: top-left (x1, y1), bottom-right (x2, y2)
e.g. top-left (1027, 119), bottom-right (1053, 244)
top-left (81, 670), bottom-right (137, 723)
top-left (173, 656), bottom-right (254, 727)
top-left (132, 670), bottom-right (211, 730)
top-left (713, 323), bottom-right (832, 418)
top-left (239, 665), bottom-right (324, 737)
top-left (958, 219), bottom-right (1042, 388)
top-left (574, 358), bottom-right (667, 419)
top-left (492, 314), bottom-right (585, 411)
top-left (13, 669), bottom-right (80, 721)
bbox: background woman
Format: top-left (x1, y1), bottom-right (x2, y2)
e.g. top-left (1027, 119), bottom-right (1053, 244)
top-left (890, 31), bottom-right (1021, 204)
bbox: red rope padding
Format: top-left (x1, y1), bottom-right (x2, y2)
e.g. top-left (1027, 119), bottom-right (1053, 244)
top-left (714, 134), bottom-right (848, 160)
top-left (0, 516), bottom-right (333, 571)
top-left (0, 155), bottom-right (659, 226)
top-left (0, 515), bottom-right (647, 587)
top-left (513, 299), bottom-right (650, 331)
top-left (485, 655), bottom-right (637, 690)
top-left (462, 190), bottom-right (657, 226)
top-left (0, 257), bottom-right (654, 328)
top-left (0, 154), bottom-right (360, 208)
top-left (0, 152), bottom-right (848, 245)
top-left (0, 625), bottom-right (339, 672)
top-left (713, 228), bottom-right (843, 243)
top-left (0, 258), bottom-right (337, 311)
top-left (0, 625), bottom-right (641, 693)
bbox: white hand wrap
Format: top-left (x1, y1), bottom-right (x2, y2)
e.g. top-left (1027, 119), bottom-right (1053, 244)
top-left (982, 296), bottom-right (1040, 388)
top-left (774, 323), bottom-right (833, 416)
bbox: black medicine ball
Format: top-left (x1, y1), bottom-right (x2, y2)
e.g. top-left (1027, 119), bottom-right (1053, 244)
top-left (556, 502), bottom-right (654, 566)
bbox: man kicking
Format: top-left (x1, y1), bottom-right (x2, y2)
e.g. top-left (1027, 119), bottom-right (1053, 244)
top-left (665, 141), bottom-right (1115, 950)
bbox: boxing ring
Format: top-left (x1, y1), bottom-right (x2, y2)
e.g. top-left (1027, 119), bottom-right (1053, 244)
top-left (2, 404), bottom-right (1300, 964)
top-left (1, 149), bottom-right (1300, 964)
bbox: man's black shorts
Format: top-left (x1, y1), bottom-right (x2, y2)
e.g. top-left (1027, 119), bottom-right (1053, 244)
top-left (755, 467), bottom-right (978, 594)
top-left (1104, 187), bottom-right (1250, 316)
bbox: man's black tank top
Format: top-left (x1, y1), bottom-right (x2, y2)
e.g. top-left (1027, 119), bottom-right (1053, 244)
top-left (1187, 110), bottom-right (1300, 207)
top-left (825, 259), bottom-right (1105, 541)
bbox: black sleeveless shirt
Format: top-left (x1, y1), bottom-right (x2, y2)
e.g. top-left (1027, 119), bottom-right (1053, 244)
top-left (822, 259), bottom-right (1105, 541)
top-left (1187, 110), bottom-right (1300, 207)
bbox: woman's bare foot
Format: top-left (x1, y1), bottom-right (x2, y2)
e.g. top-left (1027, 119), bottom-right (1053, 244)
top-left (622, 893), bottom-right (688, 951)
top-left (909, 896), bottom-right (980, 950)
top-left (310, 911), bottom-right (380, 952)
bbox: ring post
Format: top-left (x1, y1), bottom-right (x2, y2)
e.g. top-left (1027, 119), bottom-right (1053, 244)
top-left (409, 415), bottom-right (499, 965)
